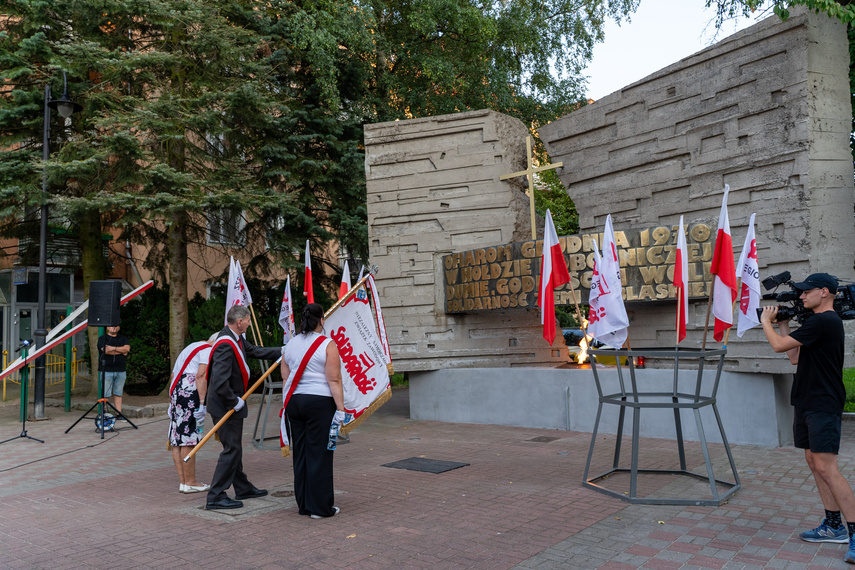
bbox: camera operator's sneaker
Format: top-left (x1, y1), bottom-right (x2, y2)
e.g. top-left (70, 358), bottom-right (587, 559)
top-left (845, 535), bottom-right (855, 564)
top-left (800, 519), bottom-right (849, 543)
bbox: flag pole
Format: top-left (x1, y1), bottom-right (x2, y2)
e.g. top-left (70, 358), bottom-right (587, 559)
top-left (183, 356), bottom-right (282, 463)
top-left (701, 280), bottom-right (715, 350)
top-left (723, 277), bottom-right (742, 347)
top-left (249, 304), bottom-right (264, 346)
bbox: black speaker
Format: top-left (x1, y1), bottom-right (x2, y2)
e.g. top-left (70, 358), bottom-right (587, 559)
top-left (89, 281), bottom-right (122, 327)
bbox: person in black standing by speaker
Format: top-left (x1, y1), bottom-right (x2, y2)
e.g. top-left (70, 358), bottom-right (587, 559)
top-left (96, 326), bottom-right (130, 418)
top-left (204, 305), bottom-right (281, 510)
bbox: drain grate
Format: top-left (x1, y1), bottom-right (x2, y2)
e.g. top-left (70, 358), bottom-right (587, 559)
top-left (527, 436), bottom-right (560, 443)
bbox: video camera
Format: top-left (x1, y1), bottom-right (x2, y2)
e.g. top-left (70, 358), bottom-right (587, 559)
top-left (756, 271), bottom-right (855, 323)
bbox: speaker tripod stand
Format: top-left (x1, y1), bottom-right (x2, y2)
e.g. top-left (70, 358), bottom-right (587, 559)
top-left (66, 349), bottom-right (137, 439)
top-left (0, 342), bottom-right (45, 446)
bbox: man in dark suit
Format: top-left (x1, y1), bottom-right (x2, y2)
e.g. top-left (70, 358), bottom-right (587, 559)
top-left (205, 305), bottom-right (282, 510)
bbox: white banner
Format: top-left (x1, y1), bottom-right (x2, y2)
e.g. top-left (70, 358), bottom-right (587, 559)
top-left (325, 286), bottom-right (391, 431)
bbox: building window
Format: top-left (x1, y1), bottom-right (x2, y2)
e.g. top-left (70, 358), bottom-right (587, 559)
top-left (207, 209), bottom-right (245, 246)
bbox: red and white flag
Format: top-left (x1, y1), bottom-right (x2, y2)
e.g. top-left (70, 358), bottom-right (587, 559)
top-left (278, 274), bottom-right (295, 343)
top-left (224, 257), bottom-right (239, 325)
top-left (589, 215), bottom-right (630, 348)
top-left (537, 209), bottom-right (571, 345)
top-left (235, 260), bottom-right (252, 306)
top-left (339, 259), bottom-right (352, 299)
top-left (674, 216), bottom-right (689, 343)
top-left (710, 185), bottom-right (737, 342)
top-left (736, 213), bottom-right (760, 337)
top-left (303, 240), bottom-right (314, 304)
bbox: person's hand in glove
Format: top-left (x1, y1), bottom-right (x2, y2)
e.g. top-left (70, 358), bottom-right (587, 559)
top-left (233, 398), bottom-right (245, 412)
top-left (193, 405), bottom-right (207, 421)
top-left (333, 410), bottom-right (346, 426)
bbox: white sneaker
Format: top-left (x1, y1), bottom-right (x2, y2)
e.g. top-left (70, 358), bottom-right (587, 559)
top-left (184, 483), bottom-right (211, 493)
top-left (310, 507), bottom-right (340, 519)
top-left (179, 484), bottom-right (188, 493)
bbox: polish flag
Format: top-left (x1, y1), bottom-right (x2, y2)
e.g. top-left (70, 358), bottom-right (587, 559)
top-left (736, 213), bottom-right (761, 337)
top-left (339, 259), bottom-right (352, 299)
top-left (710, 185), bottom-right (737, 342)
top-left (674, 216), bottom-right (689, 343)
top-left (278, 274), bottom-right (295, 343)
top-left (303, 240), bottom-right (314, 303)
top-left (536, 209), bottom-right (571, 345)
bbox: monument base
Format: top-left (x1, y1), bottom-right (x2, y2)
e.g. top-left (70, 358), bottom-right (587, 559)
top-left (409, 367), bottom-right (794, 447)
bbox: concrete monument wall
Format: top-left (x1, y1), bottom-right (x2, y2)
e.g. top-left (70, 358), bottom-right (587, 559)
top-left (364, 10), bottom-right (854, 446)
top-left (539, 9), bottom-right (855, 374)
top-left (364, 110), bottom-right (568, 372)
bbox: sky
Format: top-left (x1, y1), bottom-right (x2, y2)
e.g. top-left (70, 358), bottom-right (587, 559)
top-left (583, 0), bottom-right (764, 100)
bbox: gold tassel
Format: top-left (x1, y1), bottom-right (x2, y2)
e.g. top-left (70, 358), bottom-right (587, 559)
top-left (281, 445), bottom-right (290, 457)
top-left (166, 441), bottom-right (172, 451)
top-left (340, 387), bottom-right (392, 435)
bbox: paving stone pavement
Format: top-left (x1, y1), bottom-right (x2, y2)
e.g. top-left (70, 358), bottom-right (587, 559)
top-left (2, 387), bottom-right (855, 569)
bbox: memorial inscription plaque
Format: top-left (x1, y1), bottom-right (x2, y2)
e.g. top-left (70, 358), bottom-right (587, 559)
top-left (444, 223), bottom-right (715, 313)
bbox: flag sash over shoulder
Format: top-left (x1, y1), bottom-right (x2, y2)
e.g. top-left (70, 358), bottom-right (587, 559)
top-left (206, 336), bottom-right (250, 390)
top-left (279, 335), bottom-right (327, 455)
top-left (169, 342), bottom-right (210, 396)
top-left (326, 283), bottom-right (392, 434)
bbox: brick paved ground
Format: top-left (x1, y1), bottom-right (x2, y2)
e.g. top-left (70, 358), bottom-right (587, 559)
top-left (1, 387), bottom-right (854, 569)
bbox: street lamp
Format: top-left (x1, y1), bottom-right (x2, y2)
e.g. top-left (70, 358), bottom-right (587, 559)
top-left (33, 72), bottom-right (82, 419)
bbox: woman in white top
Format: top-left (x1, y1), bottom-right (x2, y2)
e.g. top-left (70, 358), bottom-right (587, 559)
top-left (281, 303), bottom-right (345, 518)
top-left (168, 336), bottom-right (215, 494)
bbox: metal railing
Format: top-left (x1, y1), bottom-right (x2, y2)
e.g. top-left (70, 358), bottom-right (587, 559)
top-left (2, 347), bottom-right (83, 401)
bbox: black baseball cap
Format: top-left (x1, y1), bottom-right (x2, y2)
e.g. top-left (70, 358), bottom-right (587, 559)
top-left (792, 273), bottom-right (838, 294)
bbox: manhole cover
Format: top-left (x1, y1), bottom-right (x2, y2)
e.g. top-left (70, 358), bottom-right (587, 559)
top-left (527, 436), bottom-right (560, 443)
top-left (272, 490), bottom-right (294, 498)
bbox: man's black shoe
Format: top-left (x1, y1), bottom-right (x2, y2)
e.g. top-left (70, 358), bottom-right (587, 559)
top-left (205, 497), bottom-right (244, 510)
top-left (235, 488), bottom-right (268, 500)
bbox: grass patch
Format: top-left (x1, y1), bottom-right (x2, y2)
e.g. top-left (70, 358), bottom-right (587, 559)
top-left (390, 372), bottom-right (408, 387)
top-left (844, 368), bottom-right (855, 413)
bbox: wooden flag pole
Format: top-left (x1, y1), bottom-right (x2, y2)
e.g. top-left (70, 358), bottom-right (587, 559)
top-left (249, 304), bottom-right (264, 346)
top-left (183, 357), bottom-right (282, 463)
top-left (722, 277), bottom-right (742, 347)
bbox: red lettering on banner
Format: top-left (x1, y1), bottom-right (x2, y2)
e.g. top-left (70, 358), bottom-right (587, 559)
top-left (331, 326), bottom-right (378, 395)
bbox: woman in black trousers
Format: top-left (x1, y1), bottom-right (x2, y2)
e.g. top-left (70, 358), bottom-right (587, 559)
top-left (281, 303), bottom-right (345, 518)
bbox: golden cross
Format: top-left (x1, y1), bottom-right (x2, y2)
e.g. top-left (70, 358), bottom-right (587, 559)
top-left (499, 135), bottom-right (564, 240)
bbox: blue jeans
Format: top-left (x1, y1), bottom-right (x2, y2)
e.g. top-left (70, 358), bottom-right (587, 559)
top-left (103, 371), bottom-right (126, 398)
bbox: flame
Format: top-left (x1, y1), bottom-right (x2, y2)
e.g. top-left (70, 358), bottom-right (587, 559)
top-left (575, 319), bottom-right (591, 364)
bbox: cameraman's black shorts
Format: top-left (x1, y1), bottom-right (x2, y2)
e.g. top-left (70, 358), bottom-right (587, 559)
top-left (793, 407), bottom-right (842, 454)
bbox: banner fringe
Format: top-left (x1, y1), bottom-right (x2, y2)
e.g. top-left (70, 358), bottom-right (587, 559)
top-left (281, 445), bottom-right (290, 457)
top-left (340, 386), bottom-right (392, 435)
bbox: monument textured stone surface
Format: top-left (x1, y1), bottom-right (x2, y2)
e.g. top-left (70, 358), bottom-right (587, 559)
top-left (364, 110), bottom-right (568, 372)
top-left (539, 9), bottom-right (855, 373)
top-left (364, 11), bottom-right (854, 445)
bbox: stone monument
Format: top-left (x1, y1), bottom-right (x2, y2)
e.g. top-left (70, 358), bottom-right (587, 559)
top-left (363, 9), bottom-right (855, 447)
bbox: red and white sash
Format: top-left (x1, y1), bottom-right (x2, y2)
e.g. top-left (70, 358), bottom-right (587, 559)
top-left (169, 342), bottom-right (210, 396)
top-left (279, 335), bottom-right (327, 453)
top-left (207, 335), bottom-right (251, 391)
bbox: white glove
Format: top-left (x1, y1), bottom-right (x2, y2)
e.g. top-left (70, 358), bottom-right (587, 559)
top-left (233, 398), bottom-right (245, 412)
top-left (193, 405), bottom-right (206, 421)
top-left (333, 410), bottom-right (346, 426)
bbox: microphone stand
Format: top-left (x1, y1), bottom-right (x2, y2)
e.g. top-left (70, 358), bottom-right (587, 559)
top-left (0, 342), bottom-right (45, 445)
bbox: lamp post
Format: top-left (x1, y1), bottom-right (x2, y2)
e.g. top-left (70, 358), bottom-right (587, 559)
top-left (33, 73), bottom-right (82, 419)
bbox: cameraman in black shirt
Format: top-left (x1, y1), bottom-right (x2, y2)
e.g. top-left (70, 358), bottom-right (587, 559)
top-left (761, 273), bottom-right (853, 563)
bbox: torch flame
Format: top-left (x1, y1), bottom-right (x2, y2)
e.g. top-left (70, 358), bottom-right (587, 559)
top-left (575, 319), bottom-right (591, 364)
